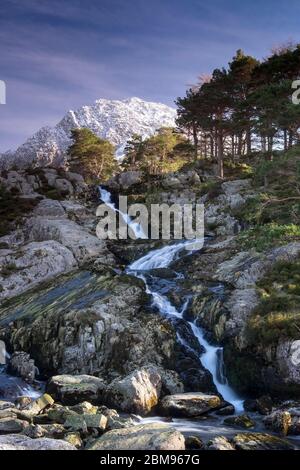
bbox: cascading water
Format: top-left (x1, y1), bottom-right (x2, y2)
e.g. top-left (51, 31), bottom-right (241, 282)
top-left (99, 187), bottom-right (147, 239)
top-left (99, 186), bottom-right (244, 413)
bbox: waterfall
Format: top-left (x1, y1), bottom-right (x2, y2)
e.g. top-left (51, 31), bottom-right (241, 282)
top-left (100, 186), bottom-right (244, 412)
top-left (99, 187), bottom-right (147, 239)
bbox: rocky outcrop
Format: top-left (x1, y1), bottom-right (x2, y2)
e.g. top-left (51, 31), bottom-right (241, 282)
top-left (0, 240), bottom-right (77, 301)
top-left (0, 271), bottom-right (177, 381)
top-left (87, 423), bottom-right (185, 451)
top-left (24, 215), bottom-right (107, 265)
top-left (0, 168), bottom-right (87, 196)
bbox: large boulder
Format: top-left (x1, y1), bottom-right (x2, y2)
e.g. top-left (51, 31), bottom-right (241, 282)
top-left (159, 392), bottom-right (221, 417)
top-left (0, 240), bottom-right (77, 301)
top-left (47, 375), bottom-right (106, 405)
top-left (0, 434), bottom-right (76, 450)
top-left (24, 216), bottom-right (107, 264)
top-left (87, 423), bottom-right (185, 450)
top-left (104, 367), bottom-right (162, 415)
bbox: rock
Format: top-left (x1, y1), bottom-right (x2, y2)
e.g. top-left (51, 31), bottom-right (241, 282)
top-left (54, 178), bottom-right (74, 196)
top-left (0, 434), bottom-right (76, 450)
top-left (106, 416), bottom-right (135, 431)
top-left (0, 401), bottom-right (13, 411)
top-left (206, 436), bottom-right (235, 450)
top-left (0, 240), bottom-right (77, 301)
top-left (15, 396), bottom-right (33, 410)
top-left (255, 395), bottom-right (273, 415)
top-left (46, 405), bottom-right (76, 424)
top-left (64, 412), bottom-right (107, 434)
top-left (185, 435), bottom-right (204, 450)
top-left (105, 367), bottom-right (162, 415)
top-left (215, 251), bottom-right (264, 289)
top-left (47, 375), bottom-right (106, 405)
top-left (83, 414), bottom-right (107, 431)
top-left (221, 179), bottom-right (251, 196)
top-left (25, 216), bottom-right (107, 265)
top-left (263, 410), bottom-right (292, 436)
top-left (64, 432), bottom-right (83, 448)
top-left (243, 399), bottom-right (257, 412)
top-left (87, 423), bottom-right (185, 450)
top-left (215, 404), bottom-right (235, 416)
top-left (0, 408), bottom-right (18, 420)
top-left (33, 199), bottom-right (66, 218)
top-left (223, 414), bottom-right (255, 429)
top-left (22, 394), bottom-right (54, 417)
top-left (1, 273), bottom-right (176, 380)
top-left (118, 171), bottom-right (143, 190)
top-left (69, 401), bottom-right (98, 415)
top-left (232, 432), bottom-right (295, 450)
top-left (8, 351), bottom-right (38, 383)
top-left (0, 417), bottom-right (28, 434)
top-left (22, 423), bottom-right (67, 439)
top-left (159, 393), bottom-right (221, 417)
top-left (275, 339), bottom-right (300, 389)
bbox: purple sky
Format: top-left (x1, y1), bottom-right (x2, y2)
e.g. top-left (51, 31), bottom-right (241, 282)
top-left (0, 0), bottom-right (300, 152)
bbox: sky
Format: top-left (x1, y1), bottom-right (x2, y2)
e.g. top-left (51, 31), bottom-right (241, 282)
top-left (0, 0), bottom-right (300, 152)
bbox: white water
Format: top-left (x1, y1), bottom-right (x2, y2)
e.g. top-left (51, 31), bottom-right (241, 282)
top-left (99, 187), bottom-right (147, 239)
top-left (100, 187), bottom-right (244, 412)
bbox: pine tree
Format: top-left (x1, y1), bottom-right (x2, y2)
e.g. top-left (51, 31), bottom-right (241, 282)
top-left (67, 128), bottom-right (116, 181)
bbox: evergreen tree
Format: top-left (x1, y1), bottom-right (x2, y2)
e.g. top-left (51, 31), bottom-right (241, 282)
top-left (67, 128), bottom-right (116, 181)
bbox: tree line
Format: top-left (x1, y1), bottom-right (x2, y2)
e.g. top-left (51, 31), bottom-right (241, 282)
top-left (67, 44), bottom-right (300, 181)
top-left (176, 45), bottom-right (300, 177)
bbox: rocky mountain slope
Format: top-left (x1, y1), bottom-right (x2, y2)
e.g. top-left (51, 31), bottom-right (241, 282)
top-left (0, 97), bottom-right (176, 170)
top-left (0, 155), bottom-right (300, 450)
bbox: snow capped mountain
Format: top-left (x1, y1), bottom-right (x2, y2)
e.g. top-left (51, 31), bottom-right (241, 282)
top-left (0, 97), bottom-right (177, 169)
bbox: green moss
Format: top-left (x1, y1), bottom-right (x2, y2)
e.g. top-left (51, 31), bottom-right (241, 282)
top-left (0, 184), bottom-right (40, 236)
top-left (237, 223), bottom-right (300, 251)
top-left (224, 160), bottom-right (254, 179)
top-left (198, 180), bottom-right (222, 200)
top-left (247, 257), bottom-right (300, 345)
top-left (0, 262), bottom-right (20, 277)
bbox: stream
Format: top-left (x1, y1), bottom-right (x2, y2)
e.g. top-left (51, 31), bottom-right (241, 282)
top-left (0, 187), bottom-right (297, 445)
top-left (99, 187), bottom-right (257, 440)
top-left (101, 186), bottom-right (244, 410)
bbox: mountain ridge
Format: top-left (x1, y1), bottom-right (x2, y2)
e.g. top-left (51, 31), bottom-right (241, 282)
top-left (0, 97), bottom-right (177, 169)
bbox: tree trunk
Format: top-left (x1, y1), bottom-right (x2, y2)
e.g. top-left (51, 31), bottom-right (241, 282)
top-left (204, 136), bottom-right (207, 159)
top-left (246, 126), bottom-right (252, 155)
top-left (288, 130), bottom-right (294, 148)
top-left (237, 132), bottom-right (243, 156)
top-left (231, 134), bottom-right (235, 158)
top-left (192, 123), bottom-right (198, 161)
top-left (217, 130), bottom-right (224, 179)
top-left (283, 129), bottom-right (288, 151)
top-left (210, 135), bottom-right (214, 159)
